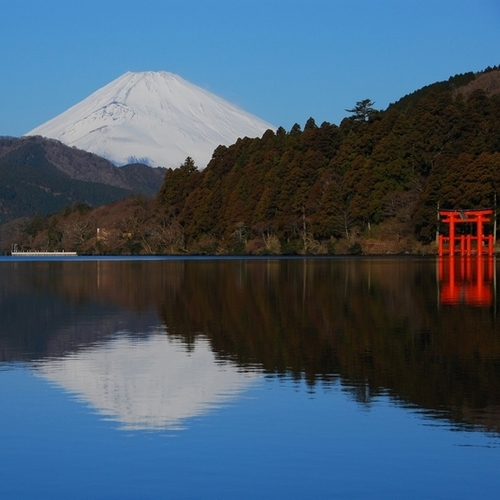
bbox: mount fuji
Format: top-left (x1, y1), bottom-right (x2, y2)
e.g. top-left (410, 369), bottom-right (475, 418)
top-left (26, 71), bottom-right (275, 169)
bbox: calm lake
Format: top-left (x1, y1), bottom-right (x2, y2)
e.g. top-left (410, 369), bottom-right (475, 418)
top-left (1, 256), bottom-right (499, 499)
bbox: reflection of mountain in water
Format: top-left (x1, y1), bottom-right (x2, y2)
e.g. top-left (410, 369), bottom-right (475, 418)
top-left (2, 258), bottom-right (500, 435)
top-left (34, 331), bottom-right (259, 430)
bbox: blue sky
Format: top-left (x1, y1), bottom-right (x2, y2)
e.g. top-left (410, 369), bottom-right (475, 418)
top-left (1, 0), bottom-right (499, 136)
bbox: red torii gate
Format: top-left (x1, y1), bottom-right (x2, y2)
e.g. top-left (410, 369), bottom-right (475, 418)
top-left (438, 209), bottom-right (494, 256)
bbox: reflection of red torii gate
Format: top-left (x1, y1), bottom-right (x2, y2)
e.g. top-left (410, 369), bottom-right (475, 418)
top-left (438, 255), bottom-right (495, 306)
top-left (438, 209), bottom-right (494, 256)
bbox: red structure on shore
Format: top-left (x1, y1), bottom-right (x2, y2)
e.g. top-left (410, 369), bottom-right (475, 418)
top-left (438, 209), bottom-right (494, 256)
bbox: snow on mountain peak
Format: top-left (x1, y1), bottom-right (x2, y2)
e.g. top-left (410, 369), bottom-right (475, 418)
top-left (25, 71), bottom-right (275, 168)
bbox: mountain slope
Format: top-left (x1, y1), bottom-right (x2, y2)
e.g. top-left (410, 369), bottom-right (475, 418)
top-left (26, 71), bottom-right (275, 169)
top-left (0, 136), bottom-right (166, 224)
top-left (0, 144), bottom-right (131, 224)
top-left (0, 136), bottom-right (165, 194)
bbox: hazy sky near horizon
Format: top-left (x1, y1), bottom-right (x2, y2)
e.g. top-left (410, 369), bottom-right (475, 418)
top-left (1, 0), bottom-right (499, 136)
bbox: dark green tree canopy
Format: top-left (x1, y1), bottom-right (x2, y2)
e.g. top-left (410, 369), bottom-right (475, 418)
top-left (181, 156), bottom-right (197, 172)
top-left (346, 99), bottom-right (377, 122)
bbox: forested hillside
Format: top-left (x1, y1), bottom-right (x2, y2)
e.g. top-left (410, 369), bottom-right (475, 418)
top-left (3, 67), bottom-right (500, 255)
top-left (0, 136), bottom-right (166, 225)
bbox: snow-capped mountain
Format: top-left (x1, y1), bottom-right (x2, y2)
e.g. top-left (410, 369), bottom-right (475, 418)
top-left (26, 71), bottom-right (274, 169)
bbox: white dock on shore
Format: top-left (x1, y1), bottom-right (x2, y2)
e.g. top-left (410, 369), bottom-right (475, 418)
top-left (11, 251), bottom-right (78, 257)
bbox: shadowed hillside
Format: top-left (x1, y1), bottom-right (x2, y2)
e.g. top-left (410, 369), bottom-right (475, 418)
top-left (0, 136), bottom-right (166, 225)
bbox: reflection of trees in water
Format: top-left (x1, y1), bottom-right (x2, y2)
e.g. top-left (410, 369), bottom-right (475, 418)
top-left (0, 260), bottom-right (166, 362)
top-left (1, 258), bottom-right (500, 433)
top-left (154, 258), bottom-right (500, 433)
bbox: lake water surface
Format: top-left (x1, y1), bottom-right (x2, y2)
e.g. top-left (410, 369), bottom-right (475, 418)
top-left (1, 256), bottom-right (499, 499)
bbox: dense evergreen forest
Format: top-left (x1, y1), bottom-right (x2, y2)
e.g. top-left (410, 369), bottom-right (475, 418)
top-left (3, 67), bottom-right (500, 255)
